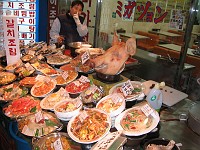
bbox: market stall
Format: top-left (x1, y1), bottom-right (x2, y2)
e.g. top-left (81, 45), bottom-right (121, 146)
top-left (0, 39), bottom-right (199, 150)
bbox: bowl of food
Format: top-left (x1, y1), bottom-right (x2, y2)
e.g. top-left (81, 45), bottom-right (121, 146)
top-left (143, 138), bottom-right (178, 150)
top-left (96, 93), bottom-right (125, 118)
top-left (18, 111), bottom-right (63, 137)
top-left (67, 108), bottom-right (111, 144)
top-left (54, 99), bottom-right (82, 121)
top-left (32, 132), bottom-right (81, 150)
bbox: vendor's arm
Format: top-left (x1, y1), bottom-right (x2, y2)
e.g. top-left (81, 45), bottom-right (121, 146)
top-left (73, 14), bottom-right (88, 37)
top-left (49, 18), bottom-right (64, 44)
top-left (76, 19), bottom-right (88, 36)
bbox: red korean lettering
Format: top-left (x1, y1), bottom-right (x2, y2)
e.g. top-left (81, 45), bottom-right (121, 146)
top-left (7, 29), bottom-right (15, 37)
top-left (14, 10), bottom-right (19, 16)
top-left (18, 18), bottom-right (25, 24)
top-left (18, 2), bottom-right (24, 9)
top-left (29, 3), bottom-right (35, 10)
top-left (6, 19), bottom-right (14, 28)
top-left (123, 1), bottom-right (136, 19)
top-left (29, 18), bottom-right (35, 24)
top-left (8, 2), bottom-right (14, 8)
top-left (29, 26), bottom-right (35, 32)
top-left (29, 33), bottom-right (34, 39)
top-left (21, 33), bottom-right (27, 38)
top-left (49, 10), bottom-right (57, 18)
top-left (21, 11), bottom-right (27, 17)
top-left (8, 39), bottom-right (16, 46)
top-left (29, 11), bottom-right (35, 17)
top-left (9, 48), bottom-right (17, 56)
top-left (146, 12), bottom-right (154, 22)
top-left (116, 1), bottom-right (123, 18)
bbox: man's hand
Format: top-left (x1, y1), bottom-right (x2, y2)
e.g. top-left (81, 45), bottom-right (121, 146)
top-left (73, 13), bottom-right (81, 25)
top-left (57, 36), bottom-right (64, 44)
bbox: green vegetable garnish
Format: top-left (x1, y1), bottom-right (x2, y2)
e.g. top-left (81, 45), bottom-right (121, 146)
top-left (45, 119), bottom-right (57, 127)
top-left (30, 106), bottom-right (37, 113)
top-left (125, 124), bottom-right (129, 129)
top-left (4, 88), bottom-right (13, 92)
top-left (35, 129), bottom-right (39, 136)
top-left (132, 88), bottom-right (142, 93)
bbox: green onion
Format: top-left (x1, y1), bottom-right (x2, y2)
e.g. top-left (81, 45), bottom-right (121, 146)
top-left (45, 119), bottom-right (57, 127)
top-left (30, 106), bottom-right (37, 113)
top-left (35, 129), bottom-right (39, 136)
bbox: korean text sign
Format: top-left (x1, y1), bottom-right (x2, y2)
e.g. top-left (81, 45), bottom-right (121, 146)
top-left (3, 16), bottom-right (20, 65)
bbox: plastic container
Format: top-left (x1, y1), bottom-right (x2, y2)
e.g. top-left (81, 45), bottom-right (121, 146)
top-left (146, 83), bottom-right (163, 111)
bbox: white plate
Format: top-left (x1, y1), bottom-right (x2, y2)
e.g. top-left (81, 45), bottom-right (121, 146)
top-left (109, 81), bottom-right (145, 101)
top-left (115, 106), bottom-right (160, 136)
top-left (67, 108), bottom-right (111, 144)
top-left (96, 93), bottom-right (125, 118)
top-left (31, 78), bottom-right (57, 98)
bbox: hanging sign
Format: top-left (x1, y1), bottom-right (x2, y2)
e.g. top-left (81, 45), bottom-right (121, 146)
top-left (3, 16), bottom-right (20, 65)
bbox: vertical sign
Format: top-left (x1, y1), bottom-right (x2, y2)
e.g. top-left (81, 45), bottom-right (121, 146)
top-left (3, 16), bottom-right (20, 65)
top-left (48, 0), bottom-right (58, 44)
top-left (1, 0), bottom-right (37, 47)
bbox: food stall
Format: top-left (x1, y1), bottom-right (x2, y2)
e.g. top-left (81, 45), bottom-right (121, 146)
top-left (0, 38), bottom-right (200, 150)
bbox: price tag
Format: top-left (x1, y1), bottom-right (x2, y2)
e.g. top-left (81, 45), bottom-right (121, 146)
top-left (35, 111), bottom-right (44, 123)
top-left (28, 50), bottom-right (35, 56)
top-left (35, 75), bottom-right (45, 81)
top-left (79, 75), bottom-right (90, 83)
top-left (121, 80), bottom-right (134, 97)
top-left (59, 87), bottom-right (69, 97)
top-left (37, 54), bottom-right (44, 60)
top-left (81, 51), bottom-right (90, 64)
top-left (62, 71), bottom-right (69, 80)
top-left (90, 85), bottom-right (98, 94)
top-left (112, 94), bottom-right (122, 104)
top-left (53, 138), bottom-right (63, 150)
top-left (25, 63), bottom-right (34, 71)
top-left (79, 111), bottom-right (88, 122)
top-left (141, 104), bottom-right (154, 117)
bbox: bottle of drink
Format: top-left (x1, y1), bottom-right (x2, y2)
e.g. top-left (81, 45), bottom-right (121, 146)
top-left (146, 82), bottom-right (165, 112)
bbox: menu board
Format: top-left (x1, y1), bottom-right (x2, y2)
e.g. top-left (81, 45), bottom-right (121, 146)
top-left (0, 0), bottom-right (37, 51)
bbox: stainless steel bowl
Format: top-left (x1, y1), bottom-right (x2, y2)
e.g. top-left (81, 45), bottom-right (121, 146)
top-left (68, 42), bottom-right (92, 49)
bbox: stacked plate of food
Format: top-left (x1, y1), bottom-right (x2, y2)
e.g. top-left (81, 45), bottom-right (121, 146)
top-left (70, 54), bottom-right (94, 74)
top-left (18, 111), bottom-right (63, 137)
top-left (0, 72), bottom-right (16, 85)
top-left (109, 81), bottom-right (145, 101)
top-left (3, 96), bottom-right (41, 118)
top-left (19, 76), bottom-right (37, 88)
top-left (67, 108), bottom-right (111, 144)
top-left (75, 48), bottom-right (104, 56)
top-left (40, 87), bottom-right (70, 111)
top-left (115, 105), bottom-right (160, 136)
top-left (65, 76), bottom-right (91, 98)
top-left (46, 53), bottom-right (72, 65)
top-left (0, 82), bottom-right (28, 102)
top-left (31, 61), bottom-right (58, 76)
top-left (31, 76), bottom-right (57, 98)
top-left (54, 70), bottom-right (78, 86)
top-left (54, 98), bottom-right (83, 121)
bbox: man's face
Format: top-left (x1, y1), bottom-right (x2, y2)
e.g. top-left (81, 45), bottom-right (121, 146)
top-left (70, 4), bottom-right (83, 16)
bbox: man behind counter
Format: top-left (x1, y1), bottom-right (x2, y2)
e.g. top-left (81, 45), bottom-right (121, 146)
top-left (50, 0), bottom-right (88, 51)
